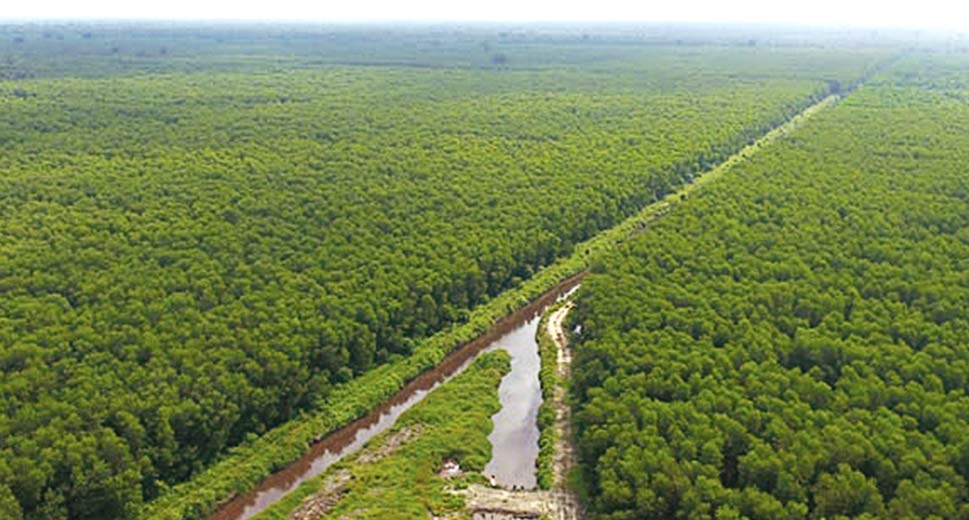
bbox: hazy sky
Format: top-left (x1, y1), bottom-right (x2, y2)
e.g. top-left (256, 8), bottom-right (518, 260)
top-left (3, 0), bottom-right (967, 29)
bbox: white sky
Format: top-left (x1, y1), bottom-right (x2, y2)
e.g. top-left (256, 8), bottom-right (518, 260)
top-left (2, 0), bottom-right (967, 30)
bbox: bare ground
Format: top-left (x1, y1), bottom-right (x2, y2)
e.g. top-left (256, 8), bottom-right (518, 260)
top-left (457, 484), bottom-right (581, 520)
top-left (288, 426), bottom-right (421, 520)
top-left (547, 303), bottom-right (578, 490)
top-left (355, 425), bottom-right (422, 465)
top-left (288, 470), bottom-right (352, 520)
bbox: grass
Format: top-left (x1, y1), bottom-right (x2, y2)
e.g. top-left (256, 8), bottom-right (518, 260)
top-left (252, 351), bottom-right (510, 520)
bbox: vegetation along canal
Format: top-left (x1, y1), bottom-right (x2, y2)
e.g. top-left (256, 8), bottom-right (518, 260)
top-left (207, 275), bottom-right (584, 520)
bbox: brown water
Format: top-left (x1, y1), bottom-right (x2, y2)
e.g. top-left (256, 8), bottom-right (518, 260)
top-left (207, 272), bottom-right (585, 520)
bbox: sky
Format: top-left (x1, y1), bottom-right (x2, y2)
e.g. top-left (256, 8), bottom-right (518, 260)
top-left (2, 0), bottom-right (967, 30)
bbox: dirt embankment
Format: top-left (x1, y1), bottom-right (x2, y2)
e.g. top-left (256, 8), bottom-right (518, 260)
top-left (547, 303), bottom-right (578, 490)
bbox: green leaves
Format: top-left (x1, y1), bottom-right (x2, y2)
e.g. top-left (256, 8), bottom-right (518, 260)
top-left (0, 26), bottom-right (890, 520)
top-left (572, 54), bottom-right (969, 520)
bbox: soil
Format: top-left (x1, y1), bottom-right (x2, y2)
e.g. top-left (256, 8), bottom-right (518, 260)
top-left (547, 303), bottom-right (578, 489)
top-left (289, 426), bottom-right (421, 520)
top-left (288, 470), bottom-right (351, 520)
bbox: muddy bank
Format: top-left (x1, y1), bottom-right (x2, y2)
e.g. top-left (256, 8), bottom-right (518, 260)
top-left (207, 272), bottom-right (585, 520)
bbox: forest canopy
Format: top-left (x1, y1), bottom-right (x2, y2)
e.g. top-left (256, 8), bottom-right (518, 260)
top-left (0, 24), bottom-right (889, 520)
top-left (570, 54), bottom-right (969, 520)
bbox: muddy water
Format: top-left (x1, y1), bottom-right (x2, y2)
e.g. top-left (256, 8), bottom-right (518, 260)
top-left (207, 273), bottom-right (585, 520)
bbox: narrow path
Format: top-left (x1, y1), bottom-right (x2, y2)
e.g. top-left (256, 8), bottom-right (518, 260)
top-left (547, 303), bottom-right (583, 519)
top-left (547, 303), bottom-right (577, 491)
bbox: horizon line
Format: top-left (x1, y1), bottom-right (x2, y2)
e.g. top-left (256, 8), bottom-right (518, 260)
top-left (0, 18), bottom-right (965, 33)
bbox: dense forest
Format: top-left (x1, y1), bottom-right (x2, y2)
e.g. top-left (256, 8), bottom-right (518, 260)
top-left (0, 24), bottom-right (891, 519)
top-left (571, 54), bottom-right (969, 519)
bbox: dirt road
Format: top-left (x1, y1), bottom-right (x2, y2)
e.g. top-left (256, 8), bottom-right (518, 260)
top-left (547, 303), bottom-right (578, 491)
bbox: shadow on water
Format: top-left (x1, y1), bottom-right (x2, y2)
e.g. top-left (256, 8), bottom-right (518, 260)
top-left (207, 272), bottom-right (585, 520)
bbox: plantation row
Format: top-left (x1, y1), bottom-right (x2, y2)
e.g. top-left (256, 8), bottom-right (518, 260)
top-left (570, 54), bottom-right (969, 519)
top-left (0, 27), bottom-right (885, 520)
